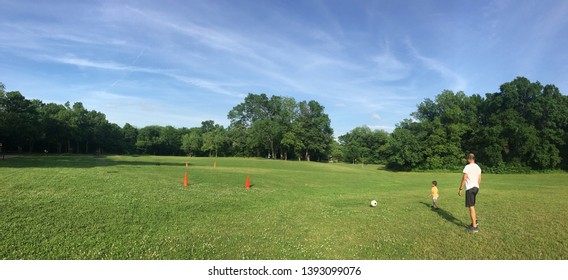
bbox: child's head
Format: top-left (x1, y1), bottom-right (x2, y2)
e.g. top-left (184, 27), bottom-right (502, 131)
top-left (432, 180), bottom-right (437, 187)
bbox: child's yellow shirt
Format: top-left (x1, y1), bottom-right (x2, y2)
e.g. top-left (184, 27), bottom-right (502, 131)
top-left (431, 186), bottom-right (439, 198)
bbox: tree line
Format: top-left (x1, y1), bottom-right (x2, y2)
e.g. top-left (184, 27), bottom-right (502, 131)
top-left (338, 77), bottom-right (568, 171)
top-left (0, 84), bottom-right (334, 161)
top-left (2, 77), bottom-right (567, 171)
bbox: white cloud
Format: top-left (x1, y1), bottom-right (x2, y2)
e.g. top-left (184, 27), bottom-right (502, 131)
top-left (37, 54), bottom-right (246, 99)
top-left (168, 75), bottom-right (245, 98)
top-left (371, 113), bottom-right (382, 120)
top-left (366, 125), bottom-right (395, 132)
top-left (372, 48), bottom-right (410, 81)
top-left (39, 55), bottom-right (156, 73)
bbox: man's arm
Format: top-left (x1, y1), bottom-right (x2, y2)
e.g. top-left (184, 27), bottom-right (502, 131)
top-left (458, 173), bottom-right (467, 196)
top-left (478, 174), bottom-right (482, 186)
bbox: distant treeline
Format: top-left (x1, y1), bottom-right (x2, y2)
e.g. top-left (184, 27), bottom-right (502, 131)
top-left (1, 77), bottom-right (567, 171)
top-left (0, 84), bottom-right (334, 161)
top-left (339, 76), bottom-right (568, 171)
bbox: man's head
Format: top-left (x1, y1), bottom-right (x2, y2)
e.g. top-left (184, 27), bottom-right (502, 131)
top-left (467, 153), bottom-right (475, 163)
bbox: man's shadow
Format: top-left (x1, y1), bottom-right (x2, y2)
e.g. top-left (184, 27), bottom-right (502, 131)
top-left (420, 202), bottom-right (467, 228)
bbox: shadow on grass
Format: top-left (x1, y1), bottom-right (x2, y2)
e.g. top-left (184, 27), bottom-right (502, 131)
top-left (420, 202), bottom-right (467, 228)
top-left (0, 155), bottom-right (192, 169)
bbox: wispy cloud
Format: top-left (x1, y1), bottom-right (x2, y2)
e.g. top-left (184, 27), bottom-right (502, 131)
top-left (406, 39), bottom-right (467, 91)
top-left (39, 55), bottom-right (153, 72)
top-left (372, 44), bottom-right (411, 82)
top-left (168, 75), bottom-right (245, 98)
top-left (0, 20), bottom-right (127, 52)
top-left (122, 5), bottom-right (275, 66)
top-left (371, 113), bottom-right (382, 121)
top-left (38, 54), bottom-right (244, 98)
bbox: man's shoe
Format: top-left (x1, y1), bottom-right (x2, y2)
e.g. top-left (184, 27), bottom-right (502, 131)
top-left (466, 226), bottom-right (479, 232)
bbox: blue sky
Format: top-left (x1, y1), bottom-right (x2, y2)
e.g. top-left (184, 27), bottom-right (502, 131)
top-left (1, 0), bottom-right (567, 136)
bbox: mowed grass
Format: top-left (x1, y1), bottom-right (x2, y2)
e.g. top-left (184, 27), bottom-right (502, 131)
top-left (1, 155), bottom-right (567, 260)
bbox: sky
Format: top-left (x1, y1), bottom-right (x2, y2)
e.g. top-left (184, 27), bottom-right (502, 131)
top-left (1, 0), bottom-right (567, 136)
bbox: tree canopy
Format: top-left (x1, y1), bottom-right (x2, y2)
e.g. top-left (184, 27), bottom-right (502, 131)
top-left (1, 77), bottom-right (567, 171)
top-left (0, 88), bottom-right (334, 161)
top-left (382, 77), bottom-right (568, 171)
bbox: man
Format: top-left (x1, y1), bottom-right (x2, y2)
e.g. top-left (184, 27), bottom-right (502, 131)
top-left (458, 153), bottom-right (482, 232)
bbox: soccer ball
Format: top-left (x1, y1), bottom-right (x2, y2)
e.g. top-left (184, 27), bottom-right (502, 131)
top-left (370, 200), bottom-right (377, 207)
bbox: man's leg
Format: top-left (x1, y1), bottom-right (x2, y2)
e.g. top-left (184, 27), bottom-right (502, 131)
top-left (469, 206), bottom-right (477, 228)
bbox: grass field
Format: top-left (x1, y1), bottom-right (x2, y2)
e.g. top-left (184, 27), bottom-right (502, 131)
top-left (1, 155), bottom-right (567, 260)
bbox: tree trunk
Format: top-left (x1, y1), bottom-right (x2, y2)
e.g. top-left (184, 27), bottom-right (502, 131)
top-left (270, 140), bottom-right (275, 160)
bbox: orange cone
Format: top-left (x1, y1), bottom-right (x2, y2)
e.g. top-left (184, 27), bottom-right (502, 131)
top-left (245, 176), bottom-right (251, 189)
top-left (214, 161), bottom-right (217, 168)
top-left (183, 172), bottom-right (188, 187)
top-left (186, 162), bottom-right (188, 167)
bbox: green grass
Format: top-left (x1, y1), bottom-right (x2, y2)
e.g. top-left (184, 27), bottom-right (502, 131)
top-left (1, 155), bottom-right (567, 260)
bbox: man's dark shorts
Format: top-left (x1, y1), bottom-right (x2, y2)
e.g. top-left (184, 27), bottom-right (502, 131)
top-left (465, 187), bottom-right (479, 207)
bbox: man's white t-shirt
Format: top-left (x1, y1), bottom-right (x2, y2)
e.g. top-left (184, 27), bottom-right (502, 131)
top-left (463, 163), bottom-right (481, 190)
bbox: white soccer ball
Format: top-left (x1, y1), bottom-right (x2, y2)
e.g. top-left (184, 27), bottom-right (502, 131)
top-left (370, 200), bottom-right (377, 207)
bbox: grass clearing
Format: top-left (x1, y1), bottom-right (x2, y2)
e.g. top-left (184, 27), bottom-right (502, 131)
top-left (1, 155), bottom-right (567, 259)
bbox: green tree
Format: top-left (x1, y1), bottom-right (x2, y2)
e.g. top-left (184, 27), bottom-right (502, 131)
top-left (338, 126), bottom-right (389, 165)
top-left (480, 77), bottom-right (568, 169)
top-left (201, 122), bottom-right (228, 157)
top-left (122, 123), bottom-right (138, 154)
top-left (228, 93), bottom-right (300, 159)
top-left (296, 100), bottom-right (334, 161)
top-left (71, 102), bottom-right (90, 153)
top-left (280, 122), bottom-right (304, 161)
top-left (328, 140), bottom-right (343, 163)
top-left (160, 126), bottom-right (182, 155)
top-left (384, 120), bottom-right (425, 170)
top-left (181, 127), bottom-right (203, 156)
top-left (136, 125), bottom-right (162, 154)
top-left (226, 122), bottom-right (248, 156)
top-left (0, 90), bottom-right (41, 152)
top-left (0, 82), bottom-right (5, 148)
top-left (412, 90), bottom-right (472, 169)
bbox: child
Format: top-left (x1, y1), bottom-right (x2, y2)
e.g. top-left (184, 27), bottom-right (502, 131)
top-left (429, 180), bottom-right (439, 209)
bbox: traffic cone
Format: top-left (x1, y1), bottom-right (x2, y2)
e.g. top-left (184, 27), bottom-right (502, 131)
top-left (245, 176), bottom-right (251, 189)
top-left (183, 172), bottom-right (188, 187)
top-left (214, 161), bottom-right (217, 168)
